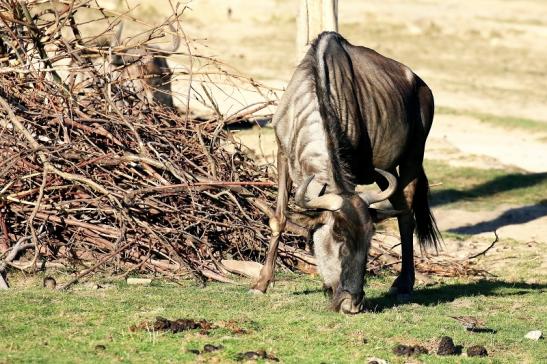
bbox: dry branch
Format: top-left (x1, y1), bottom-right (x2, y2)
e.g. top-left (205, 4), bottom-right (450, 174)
top-left (468, 231), bottom-right (499, 260)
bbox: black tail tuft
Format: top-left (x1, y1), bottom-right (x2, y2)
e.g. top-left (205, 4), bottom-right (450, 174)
top-left (413, 166), bottom-right (442, 250)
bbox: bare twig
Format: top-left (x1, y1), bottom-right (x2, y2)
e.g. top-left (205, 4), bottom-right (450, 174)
top-left (58, 230), bottom-right (130, 291)
top-left (468, 231), bottom-right (499, 259)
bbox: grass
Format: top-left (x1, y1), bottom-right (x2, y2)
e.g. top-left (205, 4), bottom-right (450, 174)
top-left (437, 107), bottom-right (547, 134)
top-left (424, 160), bottom-right (547, 210)
top-left (1, 273), bottom-right (546, 363)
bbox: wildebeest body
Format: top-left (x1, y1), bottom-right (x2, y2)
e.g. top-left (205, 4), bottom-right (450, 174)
top-left (274, 32), bottom-right (427, 192)
top-left (253, 32), bottom-right (440, 311)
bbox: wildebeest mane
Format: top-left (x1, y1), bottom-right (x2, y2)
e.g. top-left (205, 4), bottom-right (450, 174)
top-left (310, 32), bottom-right (375, 193)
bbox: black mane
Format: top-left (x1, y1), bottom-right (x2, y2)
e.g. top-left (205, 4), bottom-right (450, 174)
top-left (310, 32), bottom-right (375, 192)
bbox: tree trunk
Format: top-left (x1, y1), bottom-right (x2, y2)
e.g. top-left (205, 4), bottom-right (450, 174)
top-left (296, 0), bottom-right (338, 62)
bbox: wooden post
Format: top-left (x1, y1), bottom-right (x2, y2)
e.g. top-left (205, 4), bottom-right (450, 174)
top-left (296, 0), bottom-right (338, 61)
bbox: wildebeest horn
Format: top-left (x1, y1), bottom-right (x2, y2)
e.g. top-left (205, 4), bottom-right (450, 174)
top-left (166, 22), bottom-right (180, 53)
top-left (355, 168), bottom-right (397, 205)
top-left (154, 21), bottom-right (180, 53)
top-left (111, 22), bottom-right (123, 47)
top-left (110, 21), bottom-right (179, 53)
top-left (295, 175), bottom-right (344, 211)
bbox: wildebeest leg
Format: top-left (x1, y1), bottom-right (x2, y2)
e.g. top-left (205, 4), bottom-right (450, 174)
top-left (251, 151), bottom-right (292, 293)
top-left (389, 182), bottom-right (417, 300)
top-left (378, 165), bottom-right (419, 301)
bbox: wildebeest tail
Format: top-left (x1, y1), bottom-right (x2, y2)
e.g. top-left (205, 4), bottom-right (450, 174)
top-left (413, 166), bottom-right (442, 250)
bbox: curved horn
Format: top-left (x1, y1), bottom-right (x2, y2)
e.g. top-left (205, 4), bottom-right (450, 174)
top-left (167, 22), bottom-right (180, 53)
top-left (356, 168), bottom-right (397, 205)
top-left (155, 21), bottom-right (180, 53)
top-left (111, 22), bottom-right (123, 47)
top-left (295, 175), bottom-right (344, 211)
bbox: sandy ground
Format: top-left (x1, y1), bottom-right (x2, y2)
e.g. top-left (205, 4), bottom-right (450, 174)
top-left (428, 114), bottom-right (546, 173)
top-left (99, 1), bottom-right (547, 247)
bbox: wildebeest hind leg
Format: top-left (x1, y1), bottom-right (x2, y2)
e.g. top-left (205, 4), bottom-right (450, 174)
top-left (250, 151), bottom-right (292, 293)
top-left (387, 169), bottom-right (418, 301)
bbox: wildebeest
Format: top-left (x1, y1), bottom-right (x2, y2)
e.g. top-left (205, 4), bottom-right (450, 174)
top-left (251, 32), bottom-right (441, 313)
top-left (110, 22), bottom-right (180, 108)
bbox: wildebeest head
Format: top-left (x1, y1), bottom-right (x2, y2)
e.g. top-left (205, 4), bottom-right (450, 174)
top-left (294, 169), bottom-right (398, 314)
top-left (110, 21), bottom-right (180, 108)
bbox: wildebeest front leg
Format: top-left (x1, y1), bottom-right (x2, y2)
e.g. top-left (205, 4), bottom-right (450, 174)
top-left (251, 151), bottom-right (292, 293)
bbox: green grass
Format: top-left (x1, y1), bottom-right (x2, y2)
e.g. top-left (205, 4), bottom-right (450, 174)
top-left (424, 160), bottom-right (547, 210)
top-left (1, 274), bottom-right (546, 363)
top-left (437, 107), bottom-right (547, 134)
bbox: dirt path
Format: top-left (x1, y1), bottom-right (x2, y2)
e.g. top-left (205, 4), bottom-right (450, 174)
top-left (428, 113), bottom-right (546, 173)
top-left (434, 205), bottom-right (547, 243)
top-left (425, 111), bottom-right (546, 243)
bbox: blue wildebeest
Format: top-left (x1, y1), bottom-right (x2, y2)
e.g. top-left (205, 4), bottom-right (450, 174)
top-left (251, 32), bottom-right (441, 313)
top-left (110, 22), bottom-right (180, 108)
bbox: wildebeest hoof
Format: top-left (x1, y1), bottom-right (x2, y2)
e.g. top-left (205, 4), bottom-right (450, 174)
top-left (389, 286), bottom-right (412, 303)
top-left (396, 293), bottom-right (412, 303)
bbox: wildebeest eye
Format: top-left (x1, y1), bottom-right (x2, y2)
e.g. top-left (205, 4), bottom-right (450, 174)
top-left (339, 243), bottom-right (350, 257)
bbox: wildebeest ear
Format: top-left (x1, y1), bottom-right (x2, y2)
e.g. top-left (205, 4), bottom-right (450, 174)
top-left (369, 208), bottom-right (401, 223)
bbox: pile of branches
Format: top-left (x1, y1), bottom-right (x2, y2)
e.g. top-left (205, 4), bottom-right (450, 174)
top-left (0, 1), bottom-right (488, 288)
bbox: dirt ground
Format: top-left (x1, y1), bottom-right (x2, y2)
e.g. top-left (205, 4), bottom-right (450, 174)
top-left (102, 1), bottom-right (546, 260)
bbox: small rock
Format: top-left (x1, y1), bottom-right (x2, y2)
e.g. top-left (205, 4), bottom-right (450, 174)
top-left (393, 344), bottom-right (413, 356)
top-left (413, 346), bottom-right (428, 355)
top-left (467, 345), bottom-right (488, 357)
top-left (236, 350), bottom-right (279, 362)
top-left (43, 277), bottom-right (56, 289)
top-left (188, 349), bottom-right (200, 355)
top-left (126, 278), bottom-right (152, 286)
top-left (524, 330), bottom-right (543, 340)
top-left (151, 317), bottom-right (213, 333)
top-left (94, 344), bottom-right (106, 351)
top-left (241, 351), bottom-right (261, 360)
top-left (203, 344), bottom-right (223, 353)
top-left (437, 336), bottom-right (459, 355)
top-left (83, 282), bottom-right (101, 290)
top-left (449, 315), bottom-right (485, 330)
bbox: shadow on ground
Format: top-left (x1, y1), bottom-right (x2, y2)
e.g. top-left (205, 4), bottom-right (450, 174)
top-left (430, 172), bottom-right (547, 207)
top-left (448, 202), bottom-right (547, 235)
top-left (364, 280), bottom-right (547, 313)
